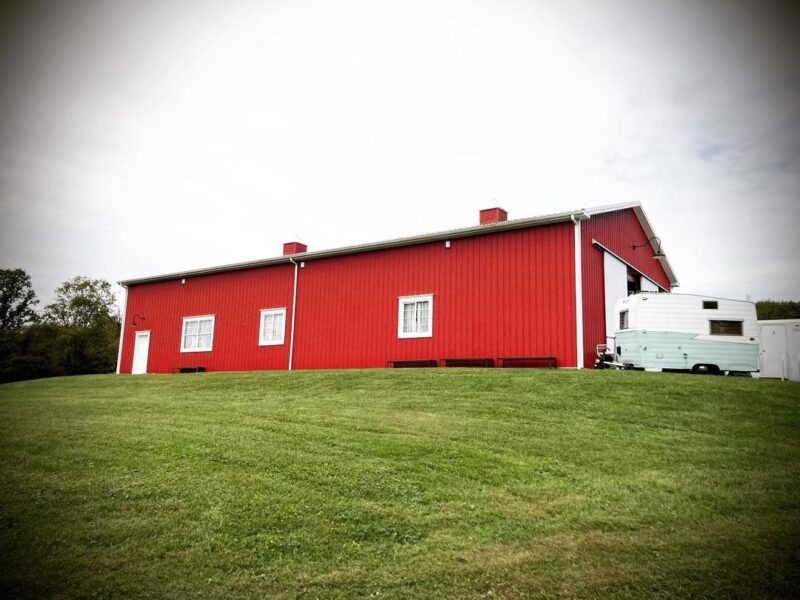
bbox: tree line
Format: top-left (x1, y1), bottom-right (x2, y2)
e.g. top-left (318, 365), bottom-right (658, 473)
top-left (1, 266), bottom-right (799, 383)
top-left (1, 269), bottom-right (120, 383)
top-left (755, 300), bottom-right (800, 321)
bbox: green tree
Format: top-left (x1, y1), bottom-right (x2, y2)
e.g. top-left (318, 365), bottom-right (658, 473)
top-left (61, 314), bottom-right (120, 375)
top-left (43, 276), bottom-right (117, 327)
top-left (0, 268), bottom-right (39, 332)
top-left (0, 323), bottom-right (68, 383)
top-left (755, 300), bottom-right (800, 320)
top-left (0, 275), bottom-right (121, 382)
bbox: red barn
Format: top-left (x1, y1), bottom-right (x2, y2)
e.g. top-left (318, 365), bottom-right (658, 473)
top-left (117, 202), bottom-right (677, 374)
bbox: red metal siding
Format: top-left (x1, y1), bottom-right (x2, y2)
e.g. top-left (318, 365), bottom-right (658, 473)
top-left (120, 222), bottom-right (578, 373)
top-left (581, 209), bottom-right (672, 367)
top-left (119, 264), bottom-right (294, 373)
top-left (293, 223), bottom-right (577, 369)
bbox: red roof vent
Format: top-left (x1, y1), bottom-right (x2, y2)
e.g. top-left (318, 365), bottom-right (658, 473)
top-left (283, 241), bottom-right (307, 256)
top-left (479, 207), bottom-right (508, 225)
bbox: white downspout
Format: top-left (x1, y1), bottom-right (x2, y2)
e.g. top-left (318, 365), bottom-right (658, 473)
top-left (572, 214), bottom-right (584, 369)
top-left (115, 285), bottom-right (128, 374)
top-left (288, 258), bottom-right (299, 371)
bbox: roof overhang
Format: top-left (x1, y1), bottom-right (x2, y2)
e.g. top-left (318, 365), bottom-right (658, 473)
top-left (119, 208), bottom-right (591, 286)
top-left (119, 203), bottom-right (681, 287)
top-left (586, 201), bottom-right (679, 287)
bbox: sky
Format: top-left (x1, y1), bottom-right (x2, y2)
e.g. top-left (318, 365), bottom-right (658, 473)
top-left (1, 0), bottom-right (798, 307)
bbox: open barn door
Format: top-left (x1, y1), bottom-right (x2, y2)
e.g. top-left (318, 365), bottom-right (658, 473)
top-left (641, 277), bottom-right (659, 292)
top-left (604, 252), bottom-right (628, 347)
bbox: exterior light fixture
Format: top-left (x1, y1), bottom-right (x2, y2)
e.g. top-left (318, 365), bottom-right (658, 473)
top-left (632, 236), bottom-right (665, 259)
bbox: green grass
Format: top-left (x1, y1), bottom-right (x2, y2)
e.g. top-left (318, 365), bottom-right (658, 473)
top-left (1, 369), bottom-right (799, 598)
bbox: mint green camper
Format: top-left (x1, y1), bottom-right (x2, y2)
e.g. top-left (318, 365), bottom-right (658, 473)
top-left (608, 293), bottom-right (759, 375)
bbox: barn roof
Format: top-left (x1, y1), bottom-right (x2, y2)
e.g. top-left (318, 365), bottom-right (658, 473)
top-left (586, 201), bottom-right (678, 286)
top-left (119, 202), bottom-right (677, 287)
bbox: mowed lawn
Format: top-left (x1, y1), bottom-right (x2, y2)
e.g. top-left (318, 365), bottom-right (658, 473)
top-left (1, 370), bottom-right (799, 598)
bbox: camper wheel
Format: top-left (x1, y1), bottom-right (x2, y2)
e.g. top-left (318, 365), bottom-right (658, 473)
top-left (691, 364), bottom-right (721, 375)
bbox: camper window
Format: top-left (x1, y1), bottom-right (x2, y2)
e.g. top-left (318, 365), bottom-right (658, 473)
top-left (619, 310), bottom-right (629, 330)
top-left (703, 300), bottom-right (718, 310)
top-left (709, 320), bottom-right (743, 336)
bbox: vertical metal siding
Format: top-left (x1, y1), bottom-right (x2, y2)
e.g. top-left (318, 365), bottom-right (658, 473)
top-left (120, 222), bottom-right (578, 373)
top-left (581, 209), bottom-right (672, 367)
top-left (293, 222), bottom-right (577, 369)
top-left (119, 264), bottom-right (294, 373)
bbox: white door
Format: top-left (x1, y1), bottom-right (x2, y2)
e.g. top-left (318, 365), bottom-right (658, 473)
top-left (760, 326), bottom-right (786, 379)
top-left (641, 277), bottom-right (659, 292)
top-left (787, 326), bottom-right (800, 382)
top-left (132, 331), bottom-right (151, 374)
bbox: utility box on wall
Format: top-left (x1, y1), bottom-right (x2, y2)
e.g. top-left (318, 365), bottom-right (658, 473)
top-left (759, 319), bottom-right (800, 381)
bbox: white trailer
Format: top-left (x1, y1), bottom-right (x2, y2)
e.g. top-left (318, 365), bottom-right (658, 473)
top-left (604, 293), bottom-right (759, 374)
top-left (758, 319), bottom-right (800, 381)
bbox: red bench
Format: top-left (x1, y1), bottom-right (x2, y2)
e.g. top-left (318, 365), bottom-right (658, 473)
top-left (498, 356), bottom-right (557, 369)
top-left (387, 359), bottom-right (438, 368)
top-left (442, 358), bottom-right (494, 368)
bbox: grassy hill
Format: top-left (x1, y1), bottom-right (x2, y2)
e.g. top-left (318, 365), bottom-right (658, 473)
top-left (1, 369), bottom-right (799, 598)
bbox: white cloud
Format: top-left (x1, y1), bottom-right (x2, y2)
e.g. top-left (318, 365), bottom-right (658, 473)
top-left (1, 0), bottom-right (798, 305)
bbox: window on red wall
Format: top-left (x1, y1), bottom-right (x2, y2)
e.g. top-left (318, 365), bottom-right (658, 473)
top-left (181, 315), bottom-right (215, 352)
top-left (259, 308), bottom-right (286, 346)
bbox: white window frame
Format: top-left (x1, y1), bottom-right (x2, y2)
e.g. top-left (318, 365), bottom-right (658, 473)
top-left (397, 294), bottom-right (433, 339)
top-left (258, 307), bottom-right (287, 346)
top-left (180, 315), bottom-right (215, 353)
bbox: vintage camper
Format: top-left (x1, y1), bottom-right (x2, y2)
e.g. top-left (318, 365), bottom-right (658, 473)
top-left (603, 293), bottom-right (759, 374)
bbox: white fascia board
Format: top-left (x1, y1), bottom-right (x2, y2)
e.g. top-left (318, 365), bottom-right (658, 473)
top-left (585, 201), bottom-right (642, 215)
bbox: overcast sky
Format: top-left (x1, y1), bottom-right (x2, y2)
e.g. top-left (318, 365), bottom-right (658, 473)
top-left (1, 0), bottom-right (798, 307)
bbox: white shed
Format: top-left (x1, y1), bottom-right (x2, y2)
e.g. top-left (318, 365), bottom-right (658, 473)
top-left (758, 319), bottom-right (800, 381)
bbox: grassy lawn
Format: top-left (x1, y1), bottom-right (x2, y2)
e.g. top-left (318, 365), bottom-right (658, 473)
top-left (1, 369), bottom-right (799, 598)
